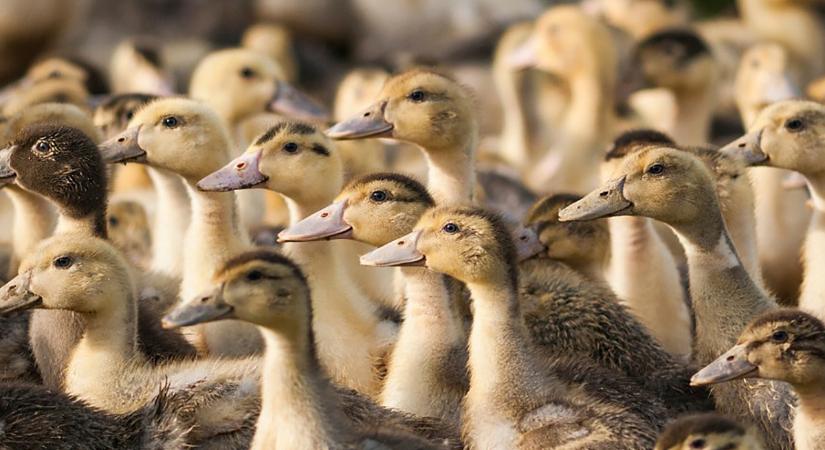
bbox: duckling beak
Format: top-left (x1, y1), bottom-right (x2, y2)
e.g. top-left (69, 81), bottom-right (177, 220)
top-left (162, 286), bottom-right (235, 329)
top-left (691, 344), bottom-right (758, 386)
top-left (197, 150), bottom-right (268, 192)
top-left (0, 271), bottom-right (43, 315)
top-left (99, 126), bottom-right (147, 164)
top-left (278, 200), bottom-right (353, 242)
top-left (512, 224), bottom-right (546, 262)
top-left (558, 176), bottom-right (632, 222)
top-left (783, 171), bottom-right (808, 190)
top-left (0, 145), bottom-right (18, 186)
top-left (269, 80), bottom-right (330, 122)
top-left (508, 35), bottom-right (538, 70)
top-left (325, 101), bottom-right (393, 140)
top-left (719, 129), bottom-right (768, 166)
top-left (360, 230), bottom-right (425, 267)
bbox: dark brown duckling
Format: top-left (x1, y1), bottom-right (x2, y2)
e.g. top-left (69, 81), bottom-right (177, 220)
top-left (0, 124), bottom-right (195, 389)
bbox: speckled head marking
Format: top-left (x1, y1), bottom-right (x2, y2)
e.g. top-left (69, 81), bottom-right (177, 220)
top-left (605, 129), bottom-right (676, 161)
top-left (655, 413), bottom-right (746, 450)
top-left (9, 124), bottom-right (107, 236)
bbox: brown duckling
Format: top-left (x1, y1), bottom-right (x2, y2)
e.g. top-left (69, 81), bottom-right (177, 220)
top-left (655, 413), bottom-right (764, 450)
top-left (693, 309), bottom-right (825, 450)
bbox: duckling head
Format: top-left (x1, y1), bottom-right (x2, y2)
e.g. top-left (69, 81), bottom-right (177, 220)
top-left (333, 68), bottom-right (390, 120)
top-left (735, 43), bottom-right (799, 120)
top-left (560, 146), bottom-right (718, 228)
top-left (93, 93), bottom-right (157, 140)
top-left (0, 234), bottom-right (132, 316)
top-left (602, 129), bottom-right (676, 180)
top-left (189, 48), bottom-right (327, 124)
top-left (721, 100), bottom-right (825, 173)
top-left (2, 77), bottom-right (90, 117)
top-left (326, 68), bottom-right (478, 153)
top-left (525, 193), bottom-right (609, 267)
top-left (110, 40), bottom-right (175, 95)
top-left (362, 206), bottom-right (518, 287)
top-left (100, 98), bottom-right (233, 182)
top-left (655, 413), bottom-right (761, 450)
top-left (279, 172), bottom-right (434, 246)
top-left (197, 120), bottom-right (341, 202)
top-left (162, 249), bottom-right (310, 331)
top-left (1, 123), bottom-right (106, 222)
top-left (692, 309), bottom-right (825, 389)
top-left (628, 28), bottom-right (716, 95)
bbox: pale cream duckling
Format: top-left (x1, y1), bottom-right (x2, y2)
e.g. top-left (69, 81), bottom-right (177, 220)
top-left (586, 0), bottom-right (687, 40)
top-left (655, 413), bottom-right (764, 450)
top-left (198, 121), bottom-right (397, 396)
top-left (163, 250), bottom-right (452, 450)
top-left (327, 68), bottom-right (478, 206)
top-left (363, 206), bottom-right (667, 449)
top-left (734, 43), bottom-right (808, 305)
top-left (241, 23), bottom-right (298, 83)
top-left (693, 309), bottom-right (825, 450)
top-left (508, 5), bottom-right (617, 193)
top-left (109, 40), bottom-right (175, 96)
top-left (0, 56), bottom-right (106, 109)
top-left (0, 235), bottom-right (259, 448)
top-left (560, 146), bottom-right (792, 449)
top-left (1, 77), bottom-right (89, 117)
top-left (100, 98), bottom-right (260, 357)
top-left (721, 100), bottom-right (825, 321)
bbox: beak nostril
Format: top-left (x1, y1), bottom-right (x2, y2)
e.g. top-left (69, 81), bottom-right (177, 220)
top-left (738, 142), bottom-right (746, 148)
top-left (397, 241), bottom-right (405, 245)
top-left (726, 355), bottom-right (735, 362)
top-left (599, 191), bottom-right (609, 197)
top-left (363, 112), bottom-right (371, 117)
top-left (117, 137), bottom-right (125, 143)
top-left (320, 212), bottom-right (329, 218)
top-left (6, 285), bottom-right (15, 291)
top-left (200, 297), bottom-right (209, 303)
top-left (235, 162), bottom-right (247, 170)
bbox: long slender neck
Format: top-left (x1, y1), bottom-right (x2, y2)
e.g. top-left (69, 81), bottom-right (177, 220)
top-left (146, 167), bottom-right (190, 277)
top-left (672, 85), bottom-right (716, 146)
top-left (422, 135), bottom-right (477, 205)
top-left (562, 76), bottom-right (612, 141)
top-left (253, 325), bottom-right (339, 450)
top-left (496, 67), bottom-right (531, 169)
top-left (55, 210), bottom-right (107, 239)
top-left (6, 185), bottom-right (55, 267)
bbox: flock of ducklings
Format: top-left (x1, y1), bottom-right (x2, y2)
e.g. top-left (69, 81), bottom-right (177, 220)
top-left (2, 1), bottom-right (825, 449)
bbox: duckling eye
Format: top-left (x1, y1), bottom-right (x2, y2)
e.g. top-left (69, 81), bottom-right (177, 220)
top-left (33, 140), bottom-right (50, 153)
top-left (785, 118), bottom-right (805, 132)
top-left (246, 270), bottom-right (263, 282)
top-left (239, 67), bottom-right (256, 79)
top-left (53, 256), bottom-right (73, 269)
top-left (771, 330), bottom-right (789, 343)
top-left (647, 163), bottom-right (665, 175)
top-left (370, 190), bottom-right (388, 202)
top-left (442, 222), bottom-right (460, 234)
top-left (282, 142), bottom-right (299, 153)
top-left (162, 116), bottom-right (179, 129)
top-left (688, 438), bottom-right (705, 449)
top-left (48, 70), bottom-right (61, 79)
top-left (124, 110), bottom-right (134, 121)
top-left (108, 216), bottom-right (119, 228)
top-left (408, 90), bottom-right (426, 102)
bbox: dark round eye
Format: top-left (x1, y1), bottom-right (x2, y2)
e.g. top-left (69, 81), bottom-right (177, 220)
top-left (48, 70), bottom-right (62, 79)
top-left (283, 142), bottom-right (298, 153)
top-left (771, 330), bottom-right (789, 343)
top-left (647, 163), bottom-right (665, 175)
top-left (162, 116), bottom-right (178, 128)
top-left (785, 118), bottom-right (805, 132)
top-left (53, 256), bottom-right (73, 269)
top-left (408, 90), bottom-right (426, 102)
top-left (124, 110), bottom-right (134, 121)
top-left (246, 270), bottom-right (263, 281)
top-left (442, 222), bottom-right (459, 234)
top-left (689, 438), bottom-right (705, 449)
top-left (370, 190), bottom-right (388, 202)
top-left (108, 216), bottom-right (119, 228)
top-left (239, 67), bottom-right (256, 79)
top-left (33, 140), bottom-right (49, 153)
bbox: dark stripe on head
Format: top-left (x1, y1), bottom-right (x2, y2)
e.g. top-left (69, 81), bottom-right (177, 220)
top-left (255, 122), bottom-right (290, 146)
top-left (288, 122), bottom-right (317, 136)
top-left (348, 172), bottom-right (434, 206)
top-left (216, 249), bottom-right (308, 287)
top-left (132, 43), bottom-right (162, 68)
top-left (310, 143), bottom-right (330, 156)
top-left (657, 413), bottom-right (745, 449)
top-left (606, 129), bottom-right (675, 161)
top-left (98, 93), bottom-right (157, 111)
top-left (749, 308), bottom-right (825, 334)
top-left (637, 28), bottom-right (711, 62)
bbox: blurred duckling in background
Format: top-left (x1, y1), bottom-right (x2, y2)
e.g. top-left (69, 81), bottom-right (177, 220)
top-left (655, 413), bottom-right (764, 450)
top-left (107, 199), bottom-right (152, 270)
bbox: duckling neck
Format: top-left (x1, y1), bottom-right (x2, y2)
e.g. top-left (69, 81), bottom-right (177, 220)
top-left (146, 167), bottom-right (191, 277)
top-left (794, 384), bottom-right (825, 428)
top-left (422, 134), bottom-right (477, 205)
top-left (672, 84), bottom-right (716, 145)
top-left (801, 175), bottom-right (825, 213)
top-left (497, 68), bottom-right (531, 169)
top-left (254, 326), bottom-right (339, 450)
top-left (55, 209), bottom-right (107, 239)
top-left (563, 76), bottom-right (613, 140)
top-left (5, 185), bottom-right (55, 271)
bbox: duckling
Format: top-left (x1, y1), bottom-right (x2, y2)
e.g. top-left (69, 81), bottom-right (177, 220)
top-left (1, 123), bottom-right (195, 388)
top-left (734, 43), bottom-right (808, 305)
top-left (2, 77), bottom-right (89, 117)
top-left (692, 309), bottom-right (825, 450)
top-left (363, 206), bottom-right (667, 449)
top-left (109, 40), bottom-right (175, 96)
top-left (0, 235), bottom-right (258, 448)
top-left (588, 0), bottom-right (687, 40)
top-left (508, 5), bottom-right (617, 193)
top-left (163, 250), bottom-right (455, 450)
top-left (560, 146), bottom-right (793, 449)
top-left (107, 199), bottom-right (151, 269)
top-left (629, 29), bottom-right (719, 145)
top-left (721, 100), bottom-right (825, 321)
top-left (655, 413), bottom-right (764, 450)
top-left (0, 382), bottom-right (190, 449)
top-left (0, 57), bottom-right (107, 109)
top-left (241, 23), bottom-right (298, 83)
top-left (100, 98), bottom-right (260, 357)
top-left (279, 173), bottom-right (469, 424)
top-left (327, 68), bottom-right (477, 205)
top-left (198, 121), bottom-right (397, 395)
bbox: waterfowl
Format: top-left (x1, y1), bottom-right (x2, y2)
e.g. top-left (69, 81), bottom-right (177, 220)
top-left (363, 206), bottom-right (667, 449)
top-left (327, 68), bottom-right (478, 205)
top-left (280, 172), bottom-right (469, 424)
top-left (198, 121), bottom-right (397, 395)
top-left (589, 0), bottom-right (687, 40)
top-left (560, 146), bottom-right (793, 449)
top-left (2, 77), bottom-right (89, 117)
top-left (164, 249), bottom-right (456, 450)
top-left (693, 309), bottom-right (825, 450)
top-left (508, 5), bottom-right (617, 193)
top-left (241, 23), bottom-right (298, 83)
top-left (0, 235), bottom-right (259, 448)
top-left (107, 199), bottom-right (151, 269)
top-left (100, 98), bottom-right (260, 357)
top-left (655, 413), bottom-right (764, 450)
top-left (109, 40), bottom-right (175, 96)
top-left (734, 43), bottom-right (808, 305)
top-left (1, 123), bottom-right (195, 387)
top-left (721, 100), bottom-right (825, 320)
